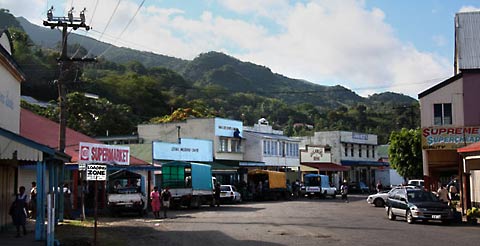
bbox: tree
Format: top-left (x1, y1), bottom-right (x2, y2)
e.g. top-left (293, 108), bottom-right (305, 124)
top-left (388, 128), bottom-right (423, 180)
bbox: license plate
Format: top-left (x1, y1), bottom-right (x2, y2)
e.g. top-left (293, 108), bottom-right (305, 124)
top-left (432, 215), bottom-right (441, 219)
top-left (220, 193), bottom-right (226, 197)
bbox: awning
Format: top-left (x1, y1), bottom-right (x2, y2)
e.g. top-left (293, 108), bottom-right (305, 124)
top-left (340, 160), bottom-right (389, 167)
top-left (300, 164), bottom-right (318, 172)
top-left (457, 141), bottom-right (480, 153)
top-left (303, 163), bottom-right (350, 171)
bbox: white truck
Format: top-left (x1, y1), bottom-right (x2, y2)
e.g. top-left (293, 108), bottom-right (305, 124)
top-left (301, 174), bottom-right (337, 198)
top-left (107, 170), bottom-right (147, 216)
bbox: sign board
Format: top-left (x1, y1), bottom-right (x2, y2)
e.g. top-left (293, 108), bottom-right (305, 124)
top-left (153, 138), bottom-right (213, 162)
top-left (422, 126), bottom-right (480, 150)
top-left (79, 142), bottom-right (130, 165)
top-left (300, 146), bottom-right (331, 163)
top-left (214, 118), bottom-right (243, 137)
top-left (78, 162), bottom-right (86, 171)
top-left (86, 164), bottom-right (107, 181)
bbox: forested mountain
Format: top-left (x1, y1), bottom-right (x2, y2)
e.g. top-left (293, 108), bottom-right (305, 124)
top-left (1, 10), bottom-right (419, 143)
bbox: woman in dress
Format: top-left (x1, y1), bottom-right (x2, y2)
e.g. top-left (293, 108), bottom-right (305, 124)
top-left (150, 186), bottom-right (161, 219)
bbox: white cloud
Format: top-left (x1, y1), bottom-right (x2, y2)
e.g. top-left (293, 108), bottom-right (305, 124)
top-left (459, 6), bottom-right (480, 13)
top-left (432, 35), bottom-right (447, 47)
top-left (4, 0), bottom-right (452, 98)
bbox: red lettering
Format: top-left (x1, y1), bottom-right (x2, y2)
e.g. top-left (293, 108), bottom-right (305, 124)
top-left (473, 128), bottom-right (479, 134)
top-left (438, 128), bottom-right (447, 134)
top-left (455, 128), bottom-right (462, 134)
top-left (447, 128), bottom-right (454, 134)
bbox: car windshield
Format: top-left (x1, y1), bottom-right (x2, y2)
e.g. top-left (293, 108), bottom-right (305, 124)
top-left (220, 186), bottom-right (231, 191)
top-left (116, 187), bottom-right (139, 194)
top-left (407, 190), bottom-right (439, 202)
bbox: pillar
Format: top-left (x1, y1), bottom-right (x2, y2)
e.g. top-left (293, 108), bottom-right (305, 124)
top-left (35, 161), bottom-right (46, 241)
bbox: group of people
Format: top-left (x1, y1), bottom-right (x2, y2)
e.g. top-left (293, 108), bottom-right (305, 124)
top-left (150, 186), bottom-right (172, 219)
top-left (436, 179), bottom-right (459, 204)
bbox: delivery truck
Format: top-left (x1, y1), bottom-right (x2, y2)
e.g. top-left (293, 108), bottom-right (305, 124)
top-left (248, 169), bottom-right (289, 200)
top-left (161, 161), bottom-right (215, 208)
top-left (301, 174), bottom-right (337, 199)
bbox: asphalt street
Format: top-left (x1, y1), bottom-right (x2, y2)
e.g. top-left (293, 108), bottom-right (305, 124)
top-left (95, 194), bottom-right (480, 246)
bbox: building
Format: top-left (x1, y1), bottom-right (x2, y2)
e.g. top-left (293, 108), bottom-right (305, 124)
top-left (138, 118), bottom-right (244, 184)
top-left (242, 118), bottom-right (300, 182)
top-left (298, 131), bottom-right (387, 189)
top-left (419, 11), bottom-right (480, 212)
top-left (0, 30), bottom-right (68, 240)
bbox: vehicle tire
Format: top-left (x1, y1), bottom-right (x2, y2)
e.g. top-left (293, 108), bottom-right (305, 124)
top-left (406, 210), bottom-right (415, 224)
top-left (374, 198), bottom-right (385, 207)
top-left (442, 219), bottom-right (451, 225)
top-left (331, 194), bottom-right (336, 199)
top-left (388, 207), bottom-right (396, 220)
top-left (190, 196), bottom-right (201, 209)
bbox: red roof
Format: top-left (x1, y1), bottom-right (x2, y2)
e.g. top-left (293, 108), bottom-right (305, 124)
top-left (20, 109), bottom-right (148, 165)
top-left (302, 163), bottom-right (350, 171)
top-left (457, 141), bottom-right (480, 153)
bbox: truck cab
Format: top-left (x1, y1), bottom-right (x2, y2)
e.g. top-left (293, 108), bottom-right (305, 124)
top-left (302, 174), bottom-right (337, 199)
top-left (107, 169), bottom-right (147, 216)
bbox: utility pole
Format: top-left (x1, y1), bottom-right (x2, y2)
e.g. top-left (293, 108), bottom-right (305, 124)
top-left (43, 6), bottom-right (96, 152)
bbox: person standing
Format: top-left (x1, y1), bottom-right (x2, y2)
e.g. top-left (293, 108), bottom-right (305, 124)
top-left (214, 182), bottom-right (221, 207)
top-left (63, 184), bottom-right (72, 219)
top-left (376, 180), bottom-right (383, 193)
top-left (341, 182), bottom-right (349, 203)
top-left (437, 184), bottom-right (449, 203)
top-left (161, 187), bottom-right (172, 218)
top-left (11, 186), bottom-right (28, 237)
top-left (29, 182), bottom-right (37, 219)
top-left (150, 187), bottom-right (161, 219)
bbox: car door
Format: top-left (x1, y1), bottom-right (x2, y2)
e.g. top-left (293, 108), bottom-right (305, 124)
top-left (387, 189), bottom-right (399, 213)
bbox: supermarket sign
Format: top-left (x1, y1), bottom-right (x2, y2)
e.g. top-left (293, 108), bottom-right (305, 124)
top-left (78, 142), bottom-right (130, 165)
top-left (422, 126), bottom-right (480, 150)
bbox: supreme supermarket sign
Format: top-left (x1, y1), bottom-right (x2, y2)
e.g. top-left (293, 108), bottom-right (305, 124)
top-left (79, 142), bottom-right (130, 165)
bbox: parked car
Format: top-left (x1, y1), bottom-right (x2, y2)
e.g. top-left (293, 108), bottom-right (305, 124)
top-left (349, 181), bottom-right (370, 194)
top-left (386, 188), bottom-right (453, 224)
top-left (220, 185), bottom-right (242, 203)
top-left (407, 179), bottom-right (424, 188)
top-left (367, 186), bottom-right (416, 207)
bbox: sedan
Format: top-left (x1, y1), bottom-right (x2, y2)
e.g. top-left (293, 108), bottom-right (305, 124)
top-left (367, 186), bottom-right (416, 207)
top-left (220, 185), bottom-right (242, 203)
top-left (386, 188), bottom-right (453, 224)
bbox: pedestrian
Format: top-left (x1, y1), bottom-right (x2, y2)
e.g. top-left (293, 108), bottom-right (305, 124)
top-left (161, 187), bottom-right (172, 218)
top-left (29, 181), bottom-right (37, 219)
top-left (10, 186), bottom-right (28, 237)
top-left (437, 184), bottom-right (449, 203)
top-left (150, 186), bottom-right (161, 219)
top-left (376, 180), bottom-right (383, 193)
top-left (63, 183), bottom-right (72, 219)
top-left (341, 181), bottom-right (349, 203)
top-left (214, 182), bottom-right (221, 207)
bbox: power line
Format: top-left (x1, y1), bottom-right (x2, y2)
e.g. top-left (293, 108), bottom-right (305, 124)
top-left (71, 0), bottom-right (99, 58)
top-left (84, 0), bottom-right (123, 58)
top-left (97, 0), bottom-right (146, 58)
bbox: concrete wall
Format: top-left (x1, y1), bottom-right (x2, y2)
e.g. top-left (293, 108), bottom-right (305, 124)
top-left (420, 77), bottom-right (464, 127)
top-left (242, 131), bottom-right (263, 162)
top-left (0, 63), bottom-right (20, 133)
top-left (462, 72), bottom-right (480, 126)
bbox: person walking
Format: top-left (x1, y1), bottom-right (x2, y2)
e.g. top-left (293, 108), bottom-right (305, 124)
top-left (29, 182), bottom-right (37, 219)
top-left (150, 186), bottom-right (161, 219)
top-left (376, 180), bottom-right (383, 193)
top-left (341, 181), bottom-right (349, 203)
top-left (161, 187), bottom-right (172, 218)
top-left (63, 183), bottom-right (72, 219)
top-left (437, 184), bottom-right (449, 203)
top-left (10, 186), bottom-right (28, 237)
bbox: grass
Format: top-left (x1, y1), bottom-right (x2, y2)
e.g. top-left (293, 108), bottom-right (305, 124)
top-left (56, 218), bottom-right (127, 246)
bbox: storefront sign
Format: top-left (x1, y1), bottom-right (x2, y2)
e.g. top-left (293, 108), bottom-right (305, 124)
top-left (214, 118), bottom-right (243, 137)
top-left (422, 126), bottom-right (480, 150)
top-left (78, 142), bottom-right (130, 165)
top-left (86, 164), bottom-right (107, 181)
top-left (300, 146), bottom-right (331, 163)
top-left (352, 133), bottom-right (368, 140)
top-left (153, 138), bottom-right (213, 162)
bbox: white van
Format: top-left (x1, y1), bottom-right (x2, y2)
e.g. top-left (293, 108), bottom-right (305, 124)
top-left (407, 179), bottom-right (424, 188)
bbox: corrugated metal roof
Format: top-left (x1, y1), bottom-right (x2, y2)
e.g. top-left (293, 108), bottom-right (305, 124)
top-left (456, 12), bottom-right (480, 70)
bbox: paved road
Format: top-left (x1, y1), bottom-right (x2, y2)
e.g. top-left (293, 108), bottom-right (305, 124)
top-left (101, 195), bottom-right (479, 246)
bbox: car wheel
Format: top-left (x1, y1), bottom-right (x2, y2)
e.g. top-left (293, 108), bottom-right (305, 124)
top-left (331, 194), bottom-right (336, 199)
top-left (374, 198), bottom-right (385, 207)
top-left (388, 207), bottom-right (396, 220)
top-left (406, 210), bottom-right (415, 224)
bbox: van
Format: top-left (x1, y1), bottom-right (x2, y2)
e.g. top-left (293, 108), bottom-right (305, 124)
top-left (407, 179), bottom-right (424, 188)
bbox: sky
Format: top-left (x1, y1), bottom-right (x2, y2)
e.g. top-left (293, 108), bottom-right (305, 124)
top-left (2, 0), bottom-right (480, 98)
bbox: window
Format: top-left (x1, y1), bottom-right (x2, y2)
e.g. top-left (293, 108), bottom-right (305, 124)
top-left (434, 103), bottom-right (452, 125)
top-left (350, 144), bottom-right (354, 157)
top-left (344, 144), bottom-right (348, 157)
top-left (231, 139), bottom-right (240, 152)
top-left (372, 147), bottom-right (375, 158)
top-left (366, 145), bottom-right (369, 158)
top-left (220, 138), bottom-right (228, 152)
top-left (280, 142), bottom-right (285, 157)
top-left (359, 145), bottom-right (362, 157)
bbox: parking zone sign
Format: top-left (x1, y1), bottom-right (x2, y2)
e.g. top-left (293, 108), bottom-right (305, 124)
top-left (86, 164), bottom-right (107, 181)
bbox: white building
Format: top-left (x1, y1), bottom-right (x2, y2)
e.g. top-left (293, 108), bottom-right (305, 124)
top-left (298, 131), bottom-right (386, 189)
top-left (242, 118), bottom-right (300, 181)
top-left (138, 118), bottom-right (245, 184)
